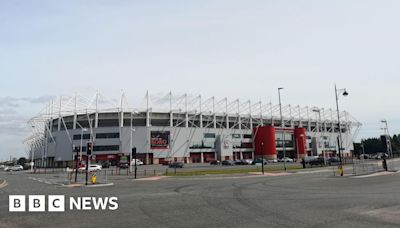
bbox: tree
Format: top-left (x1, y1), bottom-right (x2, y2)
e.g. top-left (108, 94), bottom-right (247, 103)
top-left (17, 157), bottom-right (27, 166)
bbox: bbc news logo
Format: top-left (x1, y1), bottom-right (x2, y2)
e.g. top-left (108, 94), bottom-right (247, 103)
top-left (9, 195), bottom-right (118, 212)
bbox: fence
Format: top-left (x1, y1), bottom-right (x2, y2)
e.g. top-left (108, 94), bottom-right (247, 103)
top-left (352, 158), bottom-right (400, 176)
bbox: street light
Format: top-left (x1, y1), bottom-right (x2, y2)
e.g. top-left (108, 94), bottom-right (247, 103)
top-left (312, 108), bottom-right (326, 165)
top-left (381, 119), bottom-right (392, 158)
top-left (30, 125), bottom-right (35, 173)
top-left (80, 128), bottom-right (88, 161)
top-left (278, 87), bottom-right (287, 171)
top-left (334, 84), bottom-right (348, 167)
top-left (130, 111), bottom-right (138, 174)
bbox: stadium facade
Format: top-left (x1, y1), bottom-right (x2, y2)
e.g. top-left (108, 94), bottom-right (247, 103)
top-left (25, 92), bottom-right (361, 167)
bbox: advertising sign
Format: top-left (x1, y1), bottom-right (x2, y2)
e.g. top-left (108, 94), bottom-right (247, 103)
top-left (151, 131), bottom-right (170, 149)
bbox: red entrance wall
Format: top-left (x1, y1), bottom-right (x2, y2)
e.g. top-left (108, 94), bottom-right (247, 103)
top-left (294, 127), bottom-right (307, 158)
top-left (253, 126), bottom-right (277, 159)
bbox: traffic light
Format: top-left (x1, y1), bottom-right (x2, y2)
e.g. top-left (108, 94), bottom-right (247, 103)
top-left (87, 142), bottom-right (93, 155)
top-left (132, 147), bottom-right (137, 158)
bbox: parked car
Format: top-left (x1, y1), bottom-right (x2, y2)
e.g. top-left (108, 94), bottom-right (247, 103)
top-left (279, 157), bottom-right (294, 163)
top-left (131, 159), bottom-right (144, 166)
top-left (252, 158), bottom-right (267, 165)
top-left (0, 165), bottom-right (5, 169)
top-left (327, 157), bottom-right (340, 166)
top-left (209, 160), bottom-right (221, 165)
top-left (222, 160), bottom-right (235, 166)
top-left (242, 159), bottom-right (253, 165)
top-left (4, 166), bottom-right (11, 171)
top-left (309, 157), bottom-right (325, 166)
top-left (267, 159), bottom-right (278, 163)
top-left (78, 164), bottom-right (102, 172)
top-left (234, 160), bottom-right (246, 165)
top-left (101, 161), bottom-right (110, 168)
top-left (119, 163), bottom-right (129, 169)
top-left (169, 162), bottom-right (184, 168)
top-left (10, 165), bottom-right (23, 171)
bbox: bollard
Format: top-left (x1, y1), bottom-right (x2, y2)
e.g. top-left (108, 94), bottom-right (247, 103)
top-left (111, 170), bottom-right (114, 176)
top-left (154, 169), bottom-right (156, 176)
top-left (127, 168), bottom-right (129, 175)
top-left (91, 173), bottom-right (97, 184)
top-left (144, 169), bottom-right (147, 176)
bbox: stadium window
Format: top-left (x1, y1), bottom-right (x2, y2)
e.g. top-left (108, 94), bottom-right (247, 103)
top-left (204, 133), bottom-right (216, 138)
top-left (73, 134), bottom-right (90, 140)
top-left (96, 133), bottom-right (120, 139)
top-left (93, 145), bottom-right (119, 151)
top-left (232, 134), bottom-right (241, 139)
top-left (243, 134), bottom-right (252, 139)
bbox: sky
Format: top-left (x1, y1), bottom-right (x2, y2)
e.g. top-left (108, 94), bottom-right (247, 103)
top-left (1, 0), bottom-right (400, 161)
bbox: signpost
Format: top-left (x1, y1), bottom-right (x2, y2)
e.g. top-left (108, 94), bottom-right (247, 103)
top-left (86, 142), bottom-right (93, 185)
top-left (132, 147), bottom-right (137, 179)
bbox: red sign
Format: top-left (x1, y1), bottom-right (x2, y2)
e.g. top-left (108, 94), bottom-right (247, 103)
top-left (151, 131), bottom-right (170, 149)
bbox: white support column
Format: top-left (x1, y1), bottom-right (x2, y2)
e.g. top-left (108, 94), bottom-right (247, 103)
top-left (307, 106), bottom-right (311, 132)
top-left (49, 100), bottom-right (54, 133)
top-left (199, 95), bottom-right (203, 128)
top-left (73, 95), bottom-right (77, 129)
top-left (58, 96), bottom-right (62, 131)
top-left (237, 99), bottom-right (241, 130)
top-left (95, 91), bottom-right (99, 128)
top-left (249, 101), bottom-right (253, 130)
top-left (169, 91), bottom-right (173, 127)
top-left (120, 92), bottom-right (124, 128)
top-left (185, 94), bottom-right (189, 128)
top-left (298, 105), bottom-right (302, 127)
top-left (225, 98), bottom-right (229, 129)
top-left (259, 101), bottom-right (263, 126)
top-left (213, 97), bottom-right (216, 128)
top-left (146, 91), bottom-right (150, 127)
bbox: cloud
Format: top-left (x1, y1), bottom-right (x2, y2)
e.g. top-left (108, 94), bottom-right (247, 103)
top-left (0, 108), bottom-right (17, 115)
top-left (0, 95), bottom-right (56, 107)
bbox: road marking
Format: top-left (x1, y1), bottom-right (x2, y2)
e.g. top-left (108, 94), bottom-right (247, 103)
top-left (0, 179), bottom-right (7, 189)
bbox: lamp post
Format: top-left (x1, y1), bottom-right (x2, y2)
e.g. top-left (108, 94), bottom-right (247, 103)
top-left (334, 84), bottom-right (348, 166)
top-left (260, 142), bottom-right (265, 175)
top-left (80, 128), bottom-right (88, 161)
top-left (278, 87), bottom-right (287, 171)
top-left (130, 111), bottom-right (138, 173)
top-left (312, 108), bottom-right (326, 165)
top-left (30, 125), bottom-right (35, 173)
top-left (381, 119), bottom-right (392, 158)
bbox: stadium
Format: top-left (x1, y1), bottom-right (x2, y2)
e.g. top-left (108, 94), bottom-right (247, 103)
top-left (24, 92), bottom-right (361, 167)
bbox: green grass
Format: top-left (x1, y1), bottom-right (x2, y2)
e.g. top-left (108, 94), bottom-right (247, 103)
top-left (165, 166), bottom-right (303, 176)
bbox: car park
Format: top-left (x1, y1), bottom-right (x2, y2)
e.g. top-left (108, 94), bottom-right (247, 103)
top-left (169, 162), bottom-right (184, 168)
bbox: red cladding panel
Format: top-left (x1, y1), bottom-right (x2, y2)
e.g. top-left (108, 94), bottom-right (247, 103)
top-left (295, 127), bottom-right (307, 155)
top-left (253, 126), bottom-right (277, 156)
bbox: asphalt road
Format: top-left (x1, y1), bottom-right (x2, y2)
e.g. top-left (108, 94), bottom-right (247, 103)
top-left (1, 169), bottom-right (400, 228)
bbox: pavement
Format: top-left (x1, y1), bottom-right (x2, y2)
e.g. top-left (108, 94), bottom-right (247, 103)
top-left (1, 166), bottom-right (400, 228)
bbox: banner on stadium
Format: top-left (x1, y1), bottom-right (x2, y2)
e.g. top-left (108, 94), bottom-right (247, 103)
top-left (151, 131), bottom-right (170, 149)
